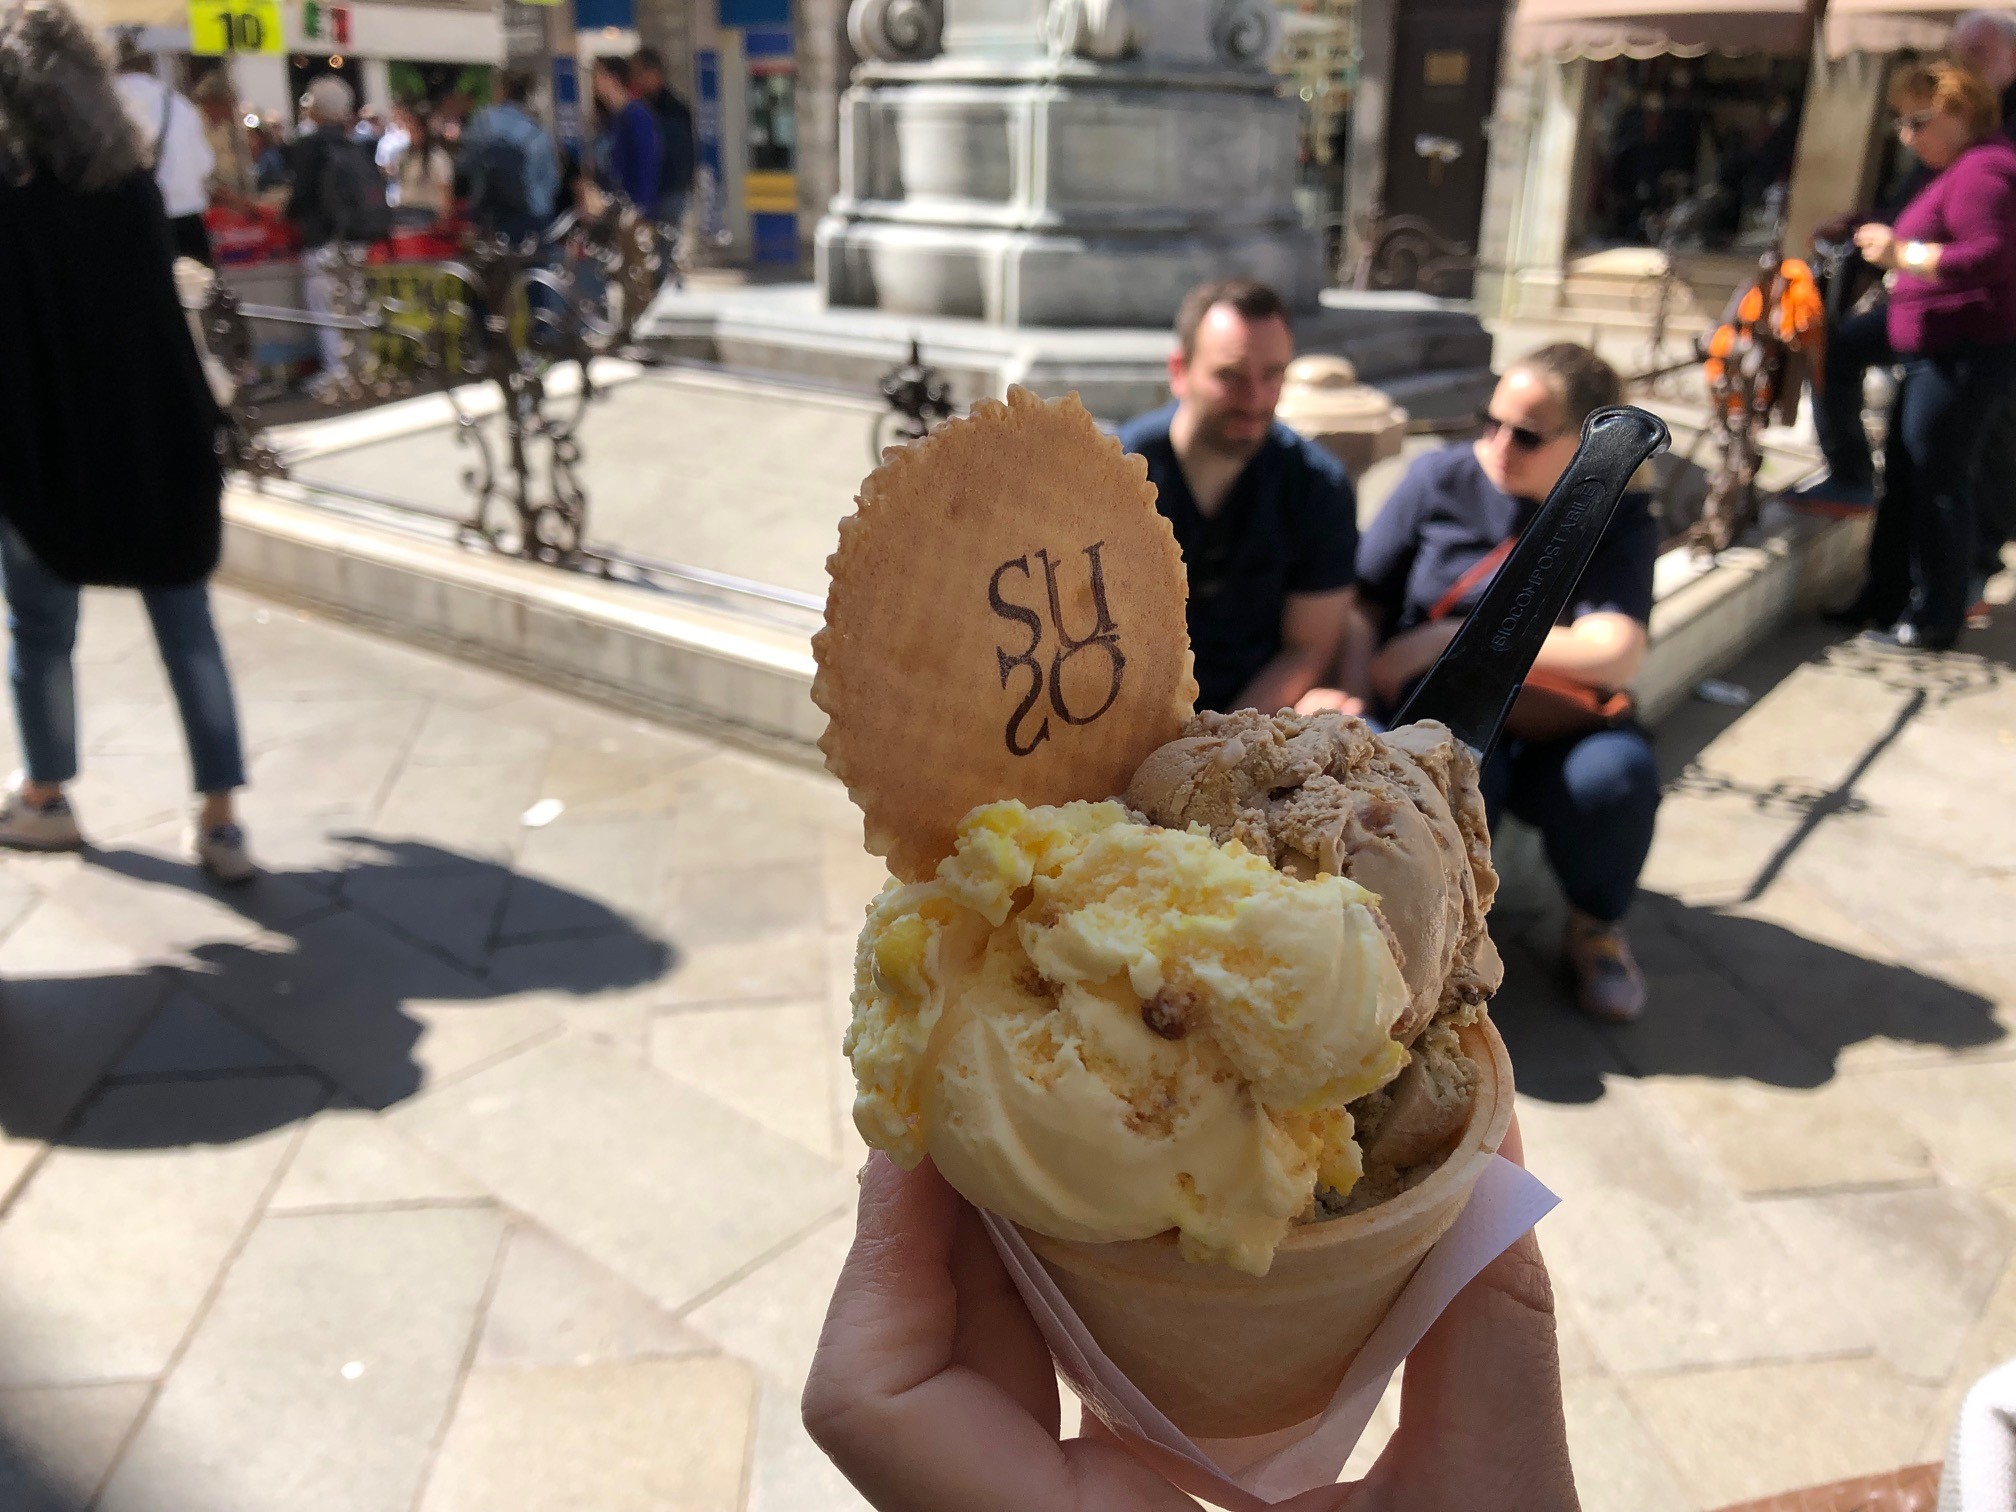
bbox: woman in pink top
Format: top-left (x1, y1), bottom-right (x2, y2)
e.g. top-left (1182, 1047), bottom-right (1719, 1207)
top-left (1830, 62), bottom-right (2016, 649)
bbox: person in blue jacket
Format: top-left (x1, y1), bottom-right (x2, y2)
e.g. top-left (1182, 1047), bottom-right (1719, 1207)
top-left (591, 55), bottom-right (659, 211)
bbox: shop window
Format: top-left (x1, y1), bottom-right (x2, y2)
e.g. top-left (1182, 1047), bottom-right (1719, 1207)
top-left (1579, 52), bottom-right (1809, 254)
top-left (747, 48), bottom-right (795, 174)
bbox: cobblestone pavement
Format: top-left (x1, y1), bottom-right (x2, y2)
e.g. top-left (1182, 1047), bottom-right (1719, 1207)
top-left (0, 586), bottom-right (2009, 1511)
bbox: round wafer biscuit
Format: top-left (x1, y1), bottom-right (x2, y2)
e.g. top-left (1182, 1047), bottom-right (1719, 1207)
top-left (814, 386), bottom-right (1196, 881)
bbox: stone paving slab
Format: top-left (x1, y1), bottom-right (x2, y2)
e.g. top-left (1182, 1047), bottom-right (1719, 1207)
top-left (0, 580), bottom-right (2007, 1511)
top-left (388, 1037), bottom-right (855, 1314)
top-left (98, 1205), bottom-right (506, 1512)
top-left (419, 1357), bottom-right (758, 1512)
top-left (0, 1077), bottom-right (320, 1388)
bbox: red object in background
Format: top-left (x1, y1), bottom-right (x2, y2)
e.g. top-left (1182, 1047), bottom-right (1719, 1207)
top-left (370, 222), bottom-right (467, 263)
top-left (204, 204), bottom-right (302, 266)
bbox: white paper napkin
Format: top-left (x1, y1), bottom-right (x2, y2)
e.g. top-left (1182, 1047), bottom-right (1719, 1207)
top-left (981, 1155), bottom-right (1560, 1509)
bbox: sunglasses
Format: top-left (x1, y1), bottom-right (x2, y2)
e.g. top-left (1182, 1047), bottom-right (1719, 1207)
top-left (1476, 410), bottom-right (1563, 451)
top-left (1896, 107), bottom-right (1937, 133)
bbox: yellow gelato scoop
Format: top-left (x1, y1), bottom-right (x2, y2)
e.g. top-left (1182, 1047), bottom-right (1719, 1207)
top-left (846, 800), bottom-right (1411, 1274)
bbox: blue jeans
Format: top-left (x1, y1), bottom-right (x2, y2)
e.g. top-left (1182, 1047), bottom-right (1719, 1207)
top-left (1480, 725), bottom-right (1662, 924)
top-left (1864, 341), bottom-right (2016, 639)
top-left (1, 525), bottom-right (247, 793)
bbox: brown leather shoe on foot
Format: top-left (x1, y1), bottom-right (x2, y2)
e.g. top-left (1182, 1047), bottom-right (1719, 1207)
top-left (1565, 913), bottom-right (1646, 1024)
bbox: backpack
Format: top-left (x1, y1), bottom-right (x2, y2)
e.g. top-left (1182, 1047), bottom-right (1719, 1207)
top-left (466, 130), bottom-right (532, 223)
top-left (654, 93), bottom-right (696, 201)
top-left (323, 137), bottom-right (392, 243)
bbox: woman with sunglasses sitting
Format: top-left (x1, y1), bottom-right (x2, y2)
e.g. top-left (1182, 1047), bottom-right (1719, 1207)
top-left (1355, 345), bottom-right (1661, 1024)
top-left (1827, 61), bottom-right (2016, 649)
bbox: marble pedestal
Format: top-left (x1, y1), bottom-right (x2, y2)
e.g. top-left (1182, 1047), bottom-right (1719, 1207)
top-left (817, 0), bottom-right (1324, 327)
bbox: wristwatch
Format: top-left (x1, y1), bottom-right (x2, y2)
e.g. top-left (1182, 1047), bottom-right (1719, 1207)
top-left (1901, 240), bottom-right (1934, 273)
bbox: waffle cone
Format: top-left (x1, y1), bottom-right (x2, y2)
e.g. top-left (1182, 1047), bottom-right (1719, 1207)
top-left (1019, 1015), bottom-right (1514, 1440)
top-left (813, 386), bottom-right (1196, 882)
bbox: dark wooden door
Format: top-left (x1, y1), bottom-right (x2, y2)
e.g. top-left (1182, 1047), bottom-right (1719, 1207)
top-left (1378, 0), bottom-right (1506, 296)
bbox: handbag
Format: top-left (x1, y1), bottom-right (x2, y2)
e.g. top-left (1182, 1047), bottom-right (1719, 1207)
top-left (1426, 537), bottom-right (1635, 743)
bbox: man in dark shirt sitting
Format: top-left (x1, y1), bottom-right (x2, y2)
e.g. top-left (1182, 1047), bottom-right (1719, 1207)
top-left (1119, 278), bottom-right (1369, 716)
top-left (1358, 344), bottom-right (1663, 1023)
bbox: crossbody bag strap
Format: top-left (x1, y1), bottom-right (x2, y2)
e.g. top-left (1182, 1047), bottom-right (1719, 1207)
top-left (1427, 535), bottom-right (1515, 622)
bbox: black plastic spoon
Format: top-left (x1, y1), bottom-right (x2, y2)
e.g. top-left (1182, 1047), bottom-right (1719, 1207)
top-left (1391, 404), bottom-right (1672, 756)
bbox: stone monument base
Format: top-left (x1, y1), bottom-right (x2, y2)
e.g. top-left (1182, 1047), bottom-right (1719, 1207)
top-left (637, 282), bottom-right (1497, 423)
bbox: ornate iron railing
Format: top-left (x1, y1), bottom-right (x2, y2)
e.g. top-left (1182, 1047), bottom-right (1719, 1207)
top-left (193, 201), bottom-right (664, 565)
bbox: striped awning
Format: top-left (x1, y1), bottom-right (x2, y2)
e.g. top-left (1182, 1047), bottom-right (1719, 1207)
top-left (1823, 0), bottom-right (1961, 57)
top-left (1509, 0), bottom-right (1821, 59)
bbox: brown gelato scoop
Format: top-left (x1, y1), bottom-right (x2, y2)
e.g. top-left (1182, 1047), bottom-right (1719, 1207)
top-left (1125, 710), bottom-right (1503, 1047)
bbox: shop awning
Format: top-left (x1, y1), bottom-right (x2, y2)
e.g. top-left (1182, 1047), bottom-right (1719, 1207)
top-left (72, 0), bottom-right (187, 26)
top-left (1824, 0), bottom-right (1959, 57)
top-left (1509, 0), bottom-right (1821, 60)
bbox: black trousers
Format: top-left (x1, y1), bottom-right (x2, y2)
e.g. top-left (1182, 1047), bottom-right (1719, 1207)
top-left (168, 213), bottom-right (212, 267)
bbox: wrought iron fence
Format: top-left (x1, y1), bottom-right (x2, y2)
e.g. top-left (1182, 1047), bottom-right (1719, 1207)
top-left (195, 207), bottom-right (955, 577)
top-left (193, 201), bottom-right (663, 565)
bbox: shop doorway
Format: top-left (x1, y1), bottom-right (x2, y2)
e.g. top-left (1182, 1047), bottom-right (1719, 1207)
top-left (1378, 0), bottom-right (1504, 296)
top-left (1578, 53), bottom-right (1808, 253)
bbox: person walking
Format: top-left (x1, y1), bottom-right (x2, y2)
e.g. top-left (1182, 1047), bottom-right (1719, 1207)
top-left (460, 69), bottom-right (560, 242)
top-left (590, 55), bottom-right (659, 212)
top-left (284, 75), bottom-right (390, 388)
top-left (632, 47), bottom-right (695, 233)
top-left (1357, 346), bottom-right (1662, 1023)
top-left (0, 0), bottom-right (256, 881)
top-left (111, 36), bottom-right (214, 265)
top-left (1829, 62), bottom-right (2016, 649)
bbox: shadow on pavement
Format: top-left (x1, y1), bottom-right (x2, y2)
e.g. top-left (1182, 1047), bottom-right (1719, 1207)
top-left (0, 835), bottom-right (673, 1150)
top-left (0, 1420), bottom-right (84, 1512)
top-left (1494, 906), bottom-right (2005, 1104)
top-left (1496, 610), bottom-right (2010, 1104)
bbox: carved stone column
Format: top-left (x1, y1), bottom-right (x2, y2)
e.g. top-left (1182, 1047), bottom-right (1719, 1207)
top-left (817, 0), bottom-right (1320, 327)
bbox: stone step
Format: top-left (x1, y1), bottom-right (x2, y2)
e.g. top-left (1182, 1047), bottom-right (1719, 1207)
top-left (643, 280), bottom-right (1500, 424)
top-left (220, 439), bottom-right (1860, 765)
top-left (218, 485), bottom-right (823, 754)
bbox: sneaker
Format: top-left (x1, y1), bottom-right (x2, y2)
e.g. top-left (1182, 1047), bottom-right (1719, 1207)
top-left (1782, 474), bottom-right (1876, 511)
top-left (1860, 621), bottom-right (1959, 653)
top-left (1564, 914), bottom-right (1646, 1024)
top-left (193, 819), bottom-right (257, 884)
top-left (0, 787), bottom-right (83, 851)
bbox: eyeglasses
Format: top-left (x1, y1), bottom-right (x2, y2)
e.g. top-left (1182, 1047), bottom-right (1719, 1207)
top-left (1476, 409), bottom-right (1562, 451)
top-left (1896, 108), bottom-right (1937, 134)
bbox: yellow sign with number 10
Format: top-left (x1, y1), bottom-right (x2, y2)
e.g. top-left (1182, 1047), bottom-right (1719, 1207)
top-left (189, 0), bottom-right (283, 54)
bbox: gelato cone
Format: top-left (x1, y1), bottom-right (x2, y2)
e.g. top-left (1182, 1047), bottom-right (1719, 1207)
top-left (848, 799), bottom-right (1412, 1274)
top-left (1020, 1013), bottom-right (1514, 1440)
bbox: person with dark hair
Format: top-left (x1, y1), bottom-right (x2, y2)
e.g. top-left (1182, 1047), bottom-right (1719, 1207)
top-left (631, 46), bottom-right (695, 231)
top-left (1357, 344), bottom-right (1661, 1023)
top-left (0, 0), bottom-right (255, 880)
top-left (591, 54), bottom-right (658, 211)
top-left (460, 67), bottom-right (559, 240)
top-left (1825, 61), bottom-right (2016, 649)
top-left (110, 34), bottom-right (214, 264)
top-left (192, 70), bottom-right (255, 214)
top-left (1118, 277), bottom-right (1368, 717)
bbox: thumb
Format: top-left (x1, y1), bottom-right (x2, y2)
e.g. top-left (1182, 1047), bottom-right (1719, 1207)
top-left (805, 1154), bottom-right (961, 1423)
top-left (1366, 1229), bottom-right (1579, 1512)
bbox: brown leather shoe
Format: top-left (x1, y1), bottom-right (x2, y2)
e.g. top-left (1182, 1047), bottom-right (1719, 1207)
top-left (1565, 912), bottom-right (1646, 1024)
